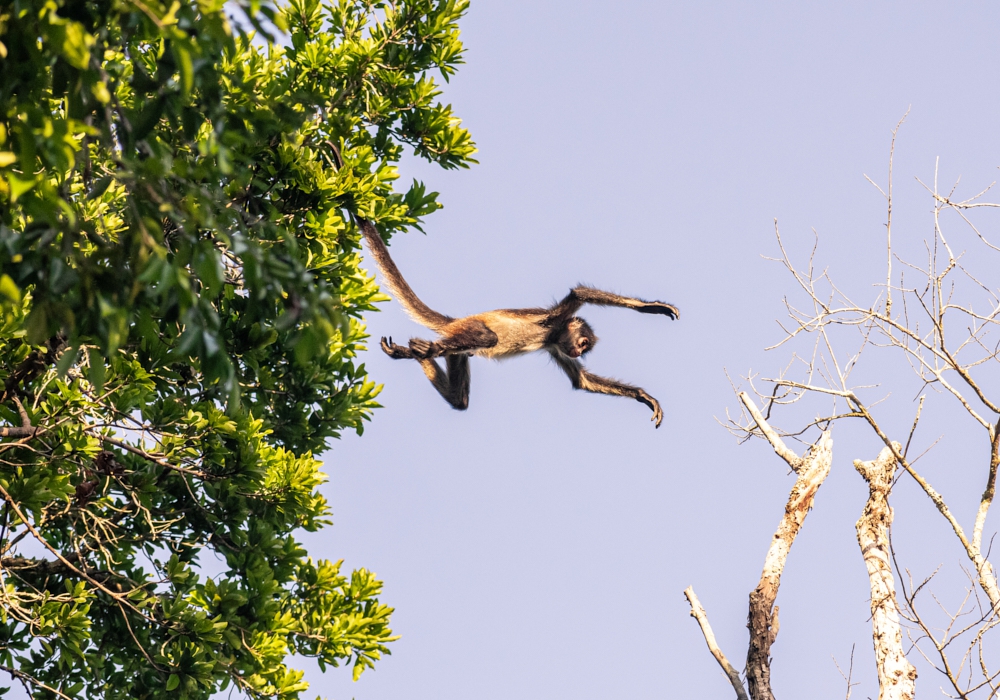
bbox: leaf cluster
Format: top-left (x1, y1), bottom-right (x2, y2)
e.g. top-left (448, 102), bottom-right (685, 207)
top-left (0, 0), bottom-right (476, 696)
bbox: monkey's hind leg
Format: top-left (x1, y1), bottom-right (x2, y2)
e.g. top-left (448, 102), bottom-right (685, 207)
top-left (382, 337), bottom-right (471, 410)
top-left (419, 354), bottom-right (471, 410)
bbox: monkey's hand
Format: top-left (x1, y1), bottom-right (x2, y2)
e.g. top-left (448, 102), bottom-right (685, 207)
top-left (637, 392), bottom-right (663, 428)
top-left (636, 301), bottom-right (680, 319)
top-left (381, 337), bottom-right (414, 359)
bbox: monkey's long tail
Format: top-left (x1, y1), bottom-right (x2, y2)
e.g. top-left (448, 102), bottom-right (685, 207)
top-left (358, 218), bottom-right (453, 332)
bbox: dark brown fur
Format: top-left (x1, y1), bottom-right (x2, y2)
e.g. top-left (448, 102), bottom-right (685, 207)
top-left (360, 219), bottom-right (678, 427)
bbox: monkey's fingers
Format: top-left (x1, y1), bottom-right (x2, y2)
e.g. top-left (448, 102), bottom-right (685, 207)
top-left (637, 302), bottom-right (680, 319)
top-left (637, 393), bottom-right (664, 428)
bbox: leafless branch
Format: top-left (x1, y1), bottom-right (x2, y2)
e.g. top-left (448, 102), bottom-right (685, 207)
top-left (738, 391), bottom-right (803, 471)
top-left (684, 586), bottom-right (749, 700)
top-left (832, 645), bottom-right (860, 700)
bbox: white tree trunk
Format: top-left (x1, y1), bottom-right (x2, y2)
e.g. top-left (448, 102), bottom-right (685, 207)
top-left (854, 446), bottom-right (917, 700)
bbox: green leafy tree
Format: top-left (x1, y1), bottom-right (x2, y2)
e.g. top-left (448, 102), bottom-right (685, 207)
top-left (0, 0), bottom-right (475, 696)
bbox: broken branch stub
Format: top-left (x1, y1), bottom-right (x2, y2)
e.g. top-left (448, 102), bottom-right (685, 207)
top-left (738, 391), bottom-right (803, 472)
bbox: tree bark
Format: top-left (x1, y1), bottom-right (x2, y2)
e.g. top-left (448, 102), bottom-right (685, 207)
top-left (854, 446), bottom-right (917, 700)
top-left (745, 431), bottom-right (833, 700)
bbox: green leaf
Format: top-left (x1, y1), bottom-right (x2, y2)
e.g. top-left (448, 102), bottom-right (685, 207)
top-left (165, 674), bottom-right (180, 691)
top-left (56, 344), bottom-right (80, 377)
top-left (47, 19), bottom-right (94, 70)
top-left (87, 347), bottom-right (105, 395)
top-left (91, 80), bottom-right (111, 104)
top-left (24, 305), bottom-right (49, 345)
top-left (193, 247), bottom-right (223, 299)
top-left (293, 328), bottom-right (321, 365)
top-left (0, 275), bottom-right (20, 304)
top-left (87, 176), bottom-right (112, 200)
top-left (6, 173), bottom-right (36, 202)
top-left (173, 43), bottom-right (194, 99)
top-left (132, 96), bottom-right (166, 141)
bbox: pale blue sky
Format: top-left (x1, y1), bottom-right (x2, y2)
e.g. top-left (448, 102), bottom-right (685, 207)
top-left (305, 2), bottom-right (1000, 697)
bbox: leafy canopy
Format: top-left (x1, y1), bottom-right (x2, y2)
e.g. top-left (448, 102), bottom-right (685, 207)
top-left (0, 0), bottom-right (475, 696)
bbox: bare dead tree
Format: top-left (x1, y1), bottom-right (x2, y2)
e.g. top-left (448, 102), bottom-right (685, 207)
top-left (749, 164), bottom-right (1000, 606)
top-left (686, 393), bottom-right (832, 700)
top-left (719, 126), bottom-right (1000, 696)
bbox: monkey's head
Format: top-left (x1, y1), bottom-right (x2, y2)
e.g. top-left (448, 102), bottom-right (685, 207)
top-left (560, 317), bottom-right (598, 358)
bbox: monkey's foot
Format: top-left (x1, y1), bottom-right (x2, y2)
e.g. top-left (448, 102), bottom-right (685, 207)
top-left (381, 337), bottom-right (414, 359)
top-left (637, 301), bottom-right (679, 319)
top-left (408, 338), bottom-right (438, 359)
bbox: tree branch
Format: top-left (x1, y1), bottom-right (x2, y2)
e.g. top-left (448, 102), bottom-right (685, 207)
top-left (738, 392), bottom-right (803, 472)
top-left (0, 664), bottom-right (72, 700)
top-left (0, 335), bottom-right (67, 405)
top-left (0, 482), bottom-right (128, 603)
top-left (684, 586), bottom-right (749, 700)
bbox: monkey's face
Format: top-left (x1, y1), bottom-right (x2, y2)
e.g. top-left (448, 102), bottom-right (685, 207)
top-left (563, 318), bottom-right (598, 359)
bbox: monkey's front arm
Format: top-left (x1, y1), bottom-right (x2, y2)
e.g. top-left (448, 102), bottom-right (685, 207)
top-left (552, 286), bottom-right (679, 321)
top-left (551, 352), bottom-right (663, 428)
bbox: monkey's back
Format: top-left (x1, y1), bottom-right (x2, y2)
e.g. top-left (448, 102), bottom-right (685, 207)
top-left (466, 309), bottom-right (550, 359)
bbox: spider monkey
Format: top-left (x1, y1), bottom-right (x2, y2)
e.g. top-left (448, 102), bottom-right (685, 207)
top-left (359, 218), bottom-right (679, 427)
